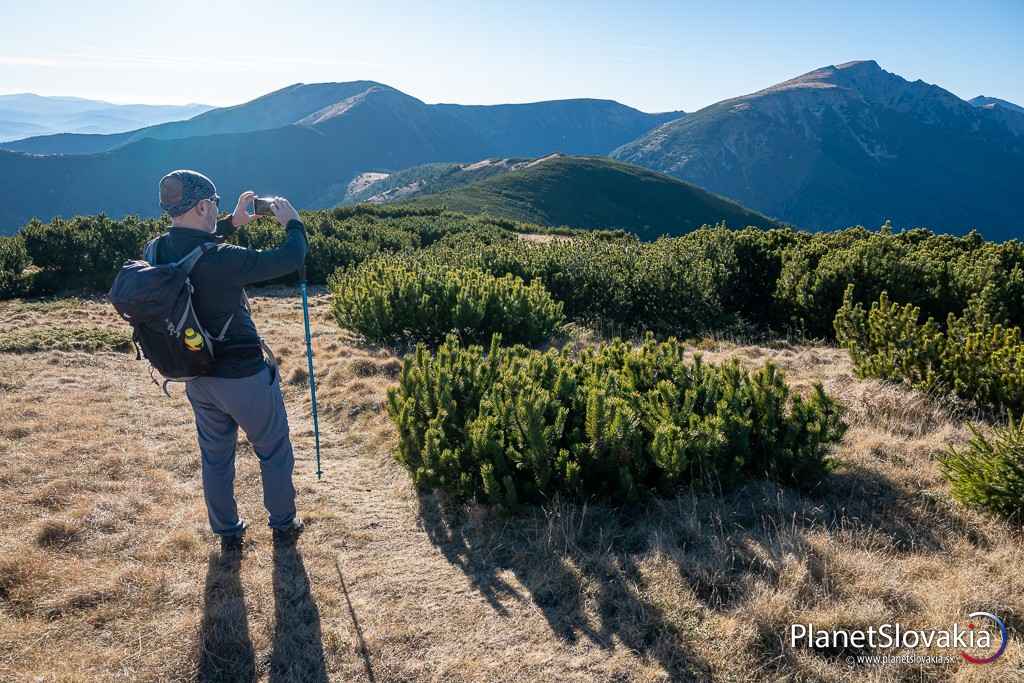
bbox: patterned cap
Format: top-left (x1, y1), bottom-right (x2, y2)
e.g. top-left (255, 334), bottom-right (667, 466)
top-left (159, 169), bottom-right (218, 217)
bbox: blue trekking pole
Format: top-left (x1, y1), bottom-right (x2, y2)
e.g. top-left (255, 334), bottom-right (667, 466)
top-left (299, 265), bottom-right (323, 480)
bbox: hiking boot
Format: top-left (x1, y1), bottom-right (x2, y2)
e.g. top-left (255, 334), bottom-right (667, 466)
top-left (219, 520), bottom-right (248, 552)
top-left (272, 517), bottom-right (305, 545)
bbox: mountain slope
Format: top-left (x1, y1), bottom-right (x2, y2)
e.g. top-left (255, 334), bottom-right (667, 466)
top-left (339, 158), bottom-right (535, 205)
top-left (0, 94), bottom-right (212, 143)
top-left (400, 155), bottom-right (779, 238)
top-left (969, 95), bottom-right (1024, 136)
top-left (970, 95), bottom-right (1024, 114)
top-left (612, 61), bottom-right (1024, 239)
top-left (0, 82), bottom-right (383, 154)
top-left (0, 84), bottom-right (683, 231)
top-left (434, 99), bottom-right (683, 158)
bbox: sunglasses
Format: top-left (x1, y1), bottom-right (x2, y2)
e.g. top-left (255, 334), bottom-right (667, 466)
top-left (202, 194), bottom-right (220, 208)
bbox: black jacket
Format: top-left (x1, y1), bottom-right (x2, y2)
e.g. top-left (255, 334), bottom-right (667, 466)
top-left (147, 216), bottom-right (308, 378)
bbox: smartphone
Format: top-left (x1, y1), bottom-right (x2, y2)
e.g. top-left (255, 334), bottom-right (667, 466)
top-left (253, 196), bottom-right (276, 216)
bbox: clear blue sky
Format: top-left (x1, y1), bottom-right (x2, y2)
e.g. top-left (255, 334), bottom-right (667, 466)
top-left (1, 0), bottom-right (1021, 112)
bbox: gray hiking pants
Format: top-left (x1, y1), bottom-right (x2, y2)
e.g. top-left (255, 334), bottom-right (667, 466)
top-left (185, 364), bottom-right (297, 535)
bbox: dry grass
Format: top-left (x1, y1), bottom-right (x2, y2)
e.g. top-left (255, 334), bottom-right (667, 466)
top-left (0, 289), bottom-right (1021, 681)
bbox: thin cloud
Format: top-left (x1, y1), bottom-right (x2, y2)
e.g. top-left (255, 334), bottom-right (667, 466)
top-left (0, 53), bottom-right (381, 71)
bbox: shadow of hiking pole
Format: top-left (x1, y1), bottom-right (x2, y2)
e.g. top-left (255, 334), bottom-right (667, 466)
top-left (198, 549), bottom-right (256, 682)
top-left (270, 542), bottom-right (328, 683)
top-left (335, 556), bottom-right (377, 683)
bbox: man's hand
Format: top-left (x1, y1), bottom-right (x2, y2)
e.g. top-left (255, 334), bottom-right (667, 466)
top-left (232, 191), bottom-right (257, 227)
top-left (270, 197), bottom-right (301, 227)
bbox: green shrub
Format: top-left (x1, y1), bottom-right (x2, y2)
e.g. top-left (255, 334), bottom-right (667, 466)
top-left (20, 214), bottom-right (162, 291)
top-left (777, 231), bottom-right (952, 337)
top-left (407, 229), bottom-right (737, 336)
top-left (0, 235), bottom-right (30, 299)
top-left (721, 227), bottom-right (809, 329)
top-left (835, 285), bottom-right (1024, 413)
top-left (776, 227), bottom-right (1024, 338)
top-left (940, 417), bottom-right (1024, 519)
top-left (7, 207), bottom-right (531, 295)
top-left (330, 261), bottom-right (564, 346)
top-left (387, 334), bottom-right (846, 508)
top-left (8, 205), bottom-right (1023, 349)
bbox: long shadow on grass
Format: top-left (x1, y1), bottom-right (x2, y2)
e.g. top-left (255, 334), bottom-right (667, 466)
top-left (417, 492), bottom-right (712, 680)
top-left (270, 541), bottom-right (328, 683)
top-left (809, 463), bottom-right (992, 553)
top-left (655, 468), bottom-right (996, 679)
top-left (417, 460), bottom-right (996, 681)
top-left (198, 549), bottom-right (256, 682)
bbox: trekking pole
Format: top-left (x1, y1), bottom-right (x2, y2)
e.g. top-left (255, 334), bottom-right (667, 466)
top-left (299, 265), bottom-right (323, 480)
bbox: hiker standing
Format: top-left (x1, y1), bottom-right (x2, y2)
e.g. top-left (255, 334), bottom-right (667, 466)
top-left (150, 169), bottom-right (307, 547)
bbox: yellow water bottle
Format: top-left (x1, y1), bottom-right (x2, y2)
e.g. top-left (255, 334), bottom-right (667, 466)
top-left (184, 328), bottom-right (204, 352)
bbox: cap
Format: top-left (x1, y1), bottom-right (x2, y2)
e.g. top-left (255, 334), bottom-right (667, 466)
top-left (159, 169), bottom-right (218, 217)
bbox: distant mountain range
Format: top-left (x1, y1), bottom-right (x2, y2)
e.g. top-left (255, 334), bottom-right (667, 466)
top-left (1, 62), bottom-right (1022, 238)
top-left (0, 93), bottom-right (212, 143)
top-left (0, 83), bottom-right (681, 233)
top-left (612, 61), bottom-right (1024, 239)
top-left (389, 155), bottom-right (779, 238)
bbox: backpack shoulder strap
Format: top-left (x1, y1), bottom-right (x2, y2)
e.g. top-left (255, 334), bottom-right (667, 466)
top-left (174, 242), bottom-right (216, 274)
top-left (143, 234), bottom-right (166, 264)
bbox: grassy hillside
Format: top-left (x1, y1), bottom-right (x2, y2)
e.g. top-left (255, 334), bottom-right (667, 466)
top-left (400, 155), bottom-right (779, 238)
top-left (4, 208), bottom-right (1024, 678)
top-left (2, 293), bottom-right (1022, 680)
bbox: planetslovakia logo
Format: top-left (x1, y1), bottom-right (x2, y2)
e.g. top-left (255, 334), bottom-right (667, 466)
top-left (960, 612), bottom-right (1008, 665)
top-left (789, 612), bottom-right (1009, 666)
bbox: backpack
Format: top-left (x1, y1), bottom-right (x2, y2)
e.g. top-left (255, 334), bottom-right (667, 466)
top-left (109, 235), bottom-right (235, 396)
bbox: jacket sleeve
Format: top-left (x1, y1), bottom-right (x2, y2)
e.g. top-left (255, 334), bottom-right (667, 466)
top-left (220, 219), bottom-right (308, 286)
top-left (215, 215), bottom-right (237, 238)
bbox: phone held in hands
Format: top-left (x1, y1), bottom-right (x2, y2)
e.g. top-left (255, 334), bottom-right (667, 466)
top-left (253, 196), bottom-right (276, 216)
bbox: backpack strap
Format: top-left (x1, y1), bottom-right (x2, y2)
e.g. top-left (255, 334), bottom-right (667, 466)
top-left (211, 287), bottom-right (250, 342)
top-left (212, 312), bottom-right (234, 341)
top-left (174, 243), bottom-right (214, 274)
top-left (143, 235), bottom-right (164, 264)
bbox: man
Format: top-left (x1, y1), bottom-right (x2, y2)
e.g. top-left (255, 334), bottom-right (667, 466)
top-left (151, 169), bottom-right (307, 549)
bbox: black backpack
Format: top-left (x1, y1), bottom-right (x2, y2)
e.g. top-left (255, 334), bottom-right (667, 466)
top-left (109, 235), bottom-right (235, 395)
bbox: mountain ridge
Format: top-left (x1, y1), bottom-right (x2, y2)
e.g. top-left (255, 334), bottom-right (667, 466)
top-left (611, 60), bottom-right (1024, 238)
top-left (2, 64), bottom-right (1021, 238)
top-left (1, 82), bottom-right (682, 157)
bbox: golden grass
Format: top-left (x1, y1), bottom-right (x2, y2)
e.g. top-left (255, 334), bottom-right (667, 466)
top-left (0, 288), bottom-right (1021, 681)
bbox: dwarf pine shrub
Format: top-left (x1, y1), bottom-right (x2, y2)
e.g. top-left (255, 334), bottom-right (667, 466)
top-left (0, 235), bottom-right (30, 299)
top-left (834, 285), bottom-right (1024, 413)
top-left (405, 230), bottom-right (736, 336)
top-left (20, 214), bottom-right (162, 291)
top-left (940, 417), bottom-right (1024, 519)
top-left (386, 334), bottom-right (846, 508)
top-left (329, 261), bottom-right (564, 346)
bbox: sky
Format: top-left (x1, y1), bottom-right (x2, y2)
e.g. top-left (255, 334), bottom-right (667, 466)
top-left (1, 0), bottom-right (1021, 113)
